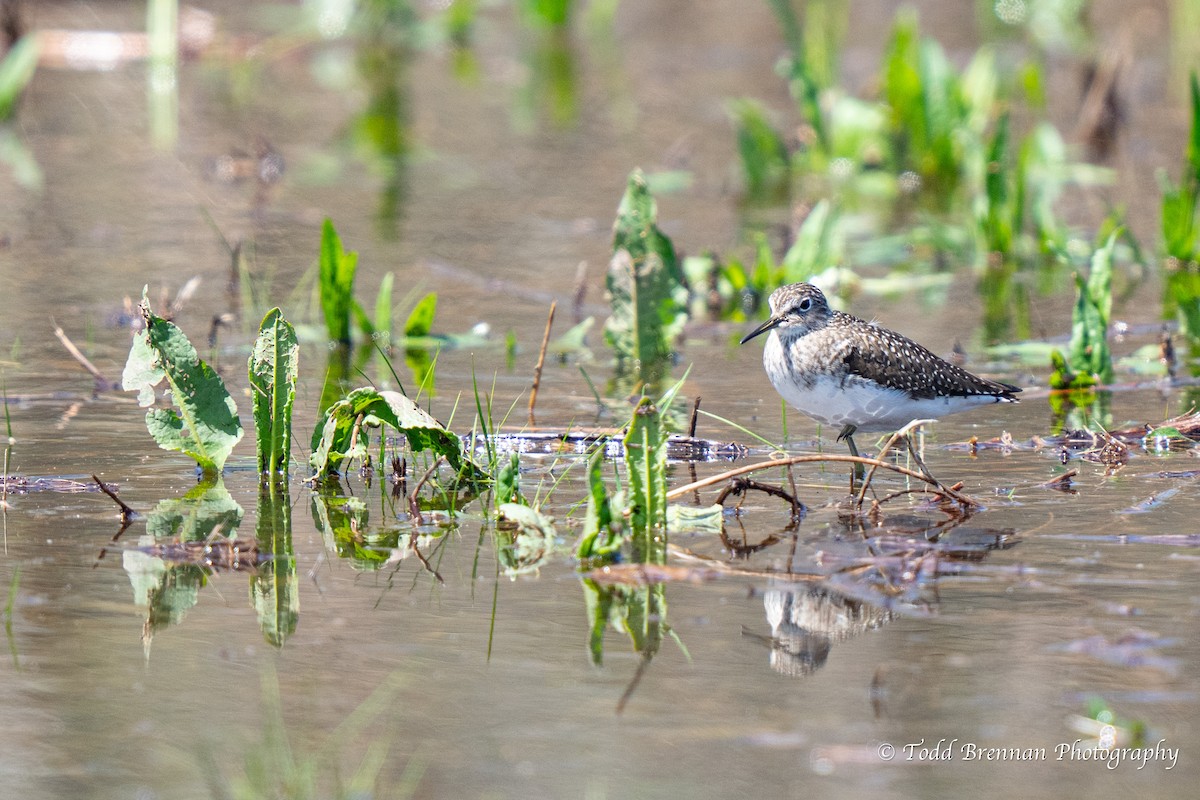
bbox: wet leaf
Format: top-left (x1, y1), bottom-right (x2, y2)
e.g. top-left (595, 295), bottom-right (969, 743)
top-left (122, 290), bottom-right (244, 477)
top-left (249, 308), bottom-right (298, 477)
top-left (603, 169), bottom-right (688, 389)
top-left (309, 387), bottom-right (482, 480)
top-left (666, 503), bottom-right (724, 535)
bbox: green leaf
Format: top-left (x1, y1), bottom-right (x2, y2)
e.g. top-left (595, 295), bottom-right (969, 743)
top-left (603, 169), bottom-right (688, 389)
top-left (309, 491), bottom-right (383, 567)
top-left (254, 483), bottom-right (298, 648)
top-left (249, 308), bottom-right (298, 477)
top-left (667, 504), bottom-right (724, 535)
top-left (495, 451), bottom-right (521, 505)
top-left (404, 292), bottom-right (438, 338)
top-left (144, 479), bottom-right (245, 542)
top-left (496, 502), bottom-right (558, 576)
top-left (577, 446), bottom-right (623, 563)
top-left (780, 200), bottom-right (840, 282)
top-left (319, 219), bottom-right (359, 344)
top-left (309, 387), bottom-right (483, 480)
top-left (624, 396), bottom-right (668, 562)
top-left (729, 98), bottom-right (790, 200)
top-left (122, 290), bottom-right (244, 476)
top-left (374, 271), bottom-right (394, 345)
top-left (1067, 232), bottom-right (1116, 384)
top-left (0, 35), bottom-right (38, 121)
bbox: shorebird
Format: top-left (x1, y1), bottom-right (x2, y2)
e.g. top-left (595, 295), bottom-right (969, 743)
top-left (740, 282), bottom-right (1020, 468)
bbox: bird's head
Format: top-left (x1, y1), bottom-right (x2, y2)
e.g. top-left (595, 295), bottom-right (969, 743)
top-left (739, 283), bottom-right (831, 345)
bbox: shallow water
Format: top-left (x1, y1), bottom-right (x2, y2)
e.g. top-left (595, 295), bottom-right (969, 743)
top-left (3, 1), bottom-right (1200, 798)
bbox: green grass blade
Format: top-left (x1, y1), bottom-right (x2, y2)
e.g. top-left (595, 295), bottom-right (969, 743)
top-left (319, 219), bottom-right (359, 345)
top-left (0, 35), bottom-right (38, 121)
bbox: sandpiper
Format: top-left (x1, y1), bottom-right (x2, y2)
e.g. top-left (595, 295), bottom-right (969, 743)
top-left (740, 283), bottom-right (1020, 459)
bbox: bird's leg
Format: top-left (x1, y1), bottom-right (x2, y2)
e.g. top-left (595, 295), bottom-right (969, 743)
top-left (837, 424), bottom-right (865, 487)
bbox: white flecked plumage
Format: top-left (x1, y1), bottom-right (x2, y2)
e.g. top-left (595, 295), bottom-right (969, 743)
top-left (740, 283), bottom-right (1020, 436)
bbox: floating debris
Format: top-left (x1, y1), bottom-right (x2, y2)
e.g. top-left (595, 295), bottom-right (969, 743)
top-left (0, 475), bottom-right (103, 494)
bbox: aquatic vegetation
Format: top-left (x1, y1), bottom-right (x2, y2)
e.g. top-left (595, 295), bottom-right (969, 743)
top-left (0, 33), bottom-right (37, 121)
top-left (496, 503), bottom-right (558, 576)
top-left (123, 480), bottom-right (249, 646)
top-left (310, 387), bottom-right (482, 481)
top-left (521, 0), bottom-right (574, 28)
top-left (576, 446), bottom-right (621, 562)
top-left (1161, 73), bottom-right (1200, 347)
top-left (254, 484), bottom-right (298, 648)
top-left (122, 290), bottom-right (244, 477)
top-left (220, 668), bottom-right (416, 800)
top-left (4, 564), bottom-right (17, 666)
top-left (624, 395), bottom-right (671, 562)
top-left (687, 200), bottom-right (844, 321)
top-left (249, 308), bottom-right (299, 479)
top-left (318, 218), bottom-right (362, 346)
top-left (1066, 232), bottom-right (1117, 385)
top-left (604, 169), bottom-right (688, 390)
top-left (730, 98), bottom-right (791, 202)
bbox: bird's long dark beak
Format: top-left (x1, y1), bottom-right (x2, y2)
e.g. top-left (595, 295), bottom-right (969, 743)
top-left (739, 315), bottom-right (782, 345)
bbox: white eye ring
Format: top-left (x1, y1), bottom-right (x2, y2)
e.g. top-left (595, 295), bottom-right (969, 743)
top-left (798, 297), bottom-right (812, 312)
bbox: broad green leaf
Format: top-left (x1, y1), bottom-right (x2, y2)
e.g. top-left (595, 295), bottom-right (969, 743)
top-left (309, 387), bottom-right (483, 480)
top-left (603, 169), bottom-right (688, 389)
top-left (550, 316), bottom-right (594, 357)
top-left (249, 308), bottom-right (298, 477)
top-left (126, 479), bottom-right (246, 644)
top-left (122, 290), bottom-right (243, 476)
top-left (144, 479), bottom-right (245, 541)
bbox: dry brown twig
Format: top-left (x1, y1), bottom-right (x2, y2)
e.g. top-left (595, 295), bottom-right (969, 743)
top-left (666, 453), bottom-right (981, 509)
top-left (528, 301), bottom-right (557, 426)
top-left (53, 320), bottom-right (114, 391)
top-left (407, 456), bottom-right (445, 525)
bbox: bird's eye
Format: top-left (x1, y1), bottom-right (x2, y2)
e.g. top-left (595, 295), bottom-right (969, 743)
top-left (797, 297), bottom-right (812, 312)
